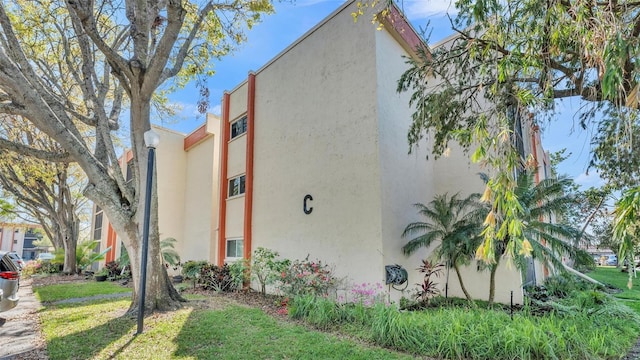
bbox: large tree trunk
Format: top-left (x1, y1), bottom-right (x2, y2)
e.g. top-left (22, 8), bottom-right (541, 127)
top-left (453, 263), bottom-right (473, 301)
top-left (111, 97), bottom-right (184, 314)
top-left (59, 217), bottom-right (78, 274)
top-left (57, 168), bottom-right (79, 274)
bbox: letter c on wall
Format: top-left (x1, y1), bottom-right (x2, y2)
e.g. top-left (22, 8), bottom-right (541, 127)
top-left (303, 194), bottom-right (313, 214)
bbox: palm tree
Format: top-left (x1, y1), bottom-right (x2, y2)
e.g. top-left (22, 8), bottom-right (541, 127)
top-left (613, 186), bottom-right (640, 288)
top-left (402, 193), bottom-right (485, 301)
top-left (483, 172), bottom-right (587, 304)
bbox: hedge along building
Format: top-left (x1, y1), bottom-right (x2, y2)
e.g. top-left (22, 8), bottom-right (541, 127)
top-left (92, 0), bottom-right (552, 304)
top-left (91, 116), bottom-right (221, 268)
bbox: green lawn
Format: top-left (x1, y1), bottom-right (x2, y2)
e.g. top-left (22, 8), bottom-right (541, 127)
top-left (34, 281), bottom-right (131, 303)
top-left (36, 283), bottom-right (415, 360)
top-left (589, 266), bottom-right (640, 314)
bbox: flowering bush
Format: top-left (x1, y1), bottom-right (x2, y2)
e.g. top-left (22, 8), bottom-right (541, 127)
top-left (21, 260), bottom-right (42, 277)
top-left (279, 256), bottom-right (336, 297)
top-left (340, 282), bottom-right (389, 307)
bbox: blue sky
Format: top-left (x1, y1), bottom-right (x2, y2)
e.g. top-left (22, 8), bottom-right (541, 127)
top-left (164, 0), bottom-right (603, 190)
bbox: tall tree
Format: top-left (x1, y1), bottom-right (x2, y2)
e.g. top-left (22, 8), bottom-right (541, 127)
top-left (0, 198), bottom-right (12, 219)
top-left (355, 0), bottom-right (640, 263)
top-left (0, 115), bottom-right (86, 273)
top-left (402, 193), bottom-right (485, 301)
top-left (0, 0), bottom-right (275, 313)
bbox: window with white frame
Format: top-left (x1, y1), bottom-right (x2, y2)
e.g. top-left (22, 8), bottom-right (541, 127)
top-left (93, 206), bottom-right (103, 240)
top-left (230, 115), bottom-right (247, 139)
top-left (228, 175), bottom-right (246, 197)
top-left (226, 238), bottom-right (244, 258)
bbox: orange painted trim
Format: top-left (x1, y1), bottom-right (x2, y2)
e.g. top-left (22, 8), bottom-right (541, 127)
top-left (125, 149), bottom-right (134, 163)
top-left (382, 5), bottom-right (431, 59)
top-left (531, 124), bottom-right (540, 185)
top-left (530, 123), bottom-right (549, 277)
top-left (105, 224), bottom-right (117, 263)
top-left (184, 124), bottom-right (211, 151)
top-left (217, 93), bottom-right (231, 266)
top-left (244, 73), bottom-right (256, 261)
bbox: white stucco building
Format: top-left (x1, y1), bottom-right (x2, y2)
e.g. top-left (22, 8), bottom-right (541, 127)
top-left (0, 223), bottom-right (44, 260)
top-left (93, 0), bottom-right (554, 304)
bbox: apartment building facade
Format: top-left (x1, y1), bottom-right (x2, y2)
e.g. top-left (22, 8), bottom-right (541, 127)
top-left (93, 0), bottom-right (553, 304)
top-left (0, 223), bottom-right (44, 260)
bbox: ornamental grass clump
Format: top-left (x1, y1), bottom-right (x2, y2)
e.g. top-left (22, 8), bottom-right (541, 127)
top-left (288, 288), bottom-right (640, 359)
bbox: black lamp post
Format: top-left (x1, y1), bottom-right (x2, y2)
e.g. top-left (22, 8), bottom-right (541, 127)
top-left (136, 129), bottom-right (160, 335)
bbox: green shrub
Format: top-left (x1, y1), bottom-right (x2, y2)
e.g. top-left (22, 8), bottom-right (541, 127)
top-left (228, 260), bottom-right (248, 289)
top-left (181, 260), bottom-right (208, 288)
top-left (21, 260), bottom-right (42, 278)
top-left (199, 263), bottom-right (239, 292)
top-left (251, 247), bottom-right (290, 295)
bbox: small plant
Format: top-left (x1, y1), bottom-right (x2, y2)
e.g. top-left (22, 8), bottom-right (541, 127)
top-left (251, 247), bottom-right (291, 295)
top-left (279, 256), bottom-right (337, 297)
top-left (160, 237), bottom-right (181, 268)
top-left (340, 282), bottom-right (389, 307)
top-left (199, 263), bottom-right (238, 292)
top-left (104, 261), bottom-right (124, 279)
top-left (181, 260), bottom-right (208, 288)
top-left (228, 260), bottom-right (249, 289)
top-left (415, 260), bottom-right (443, 304)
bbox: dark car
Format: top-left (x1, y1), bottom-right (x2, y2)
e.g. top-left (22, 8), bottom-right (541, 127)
top-left (7, 252), bottom-right (24, 270)
top-left (0, 251), bottom-right (20, 313)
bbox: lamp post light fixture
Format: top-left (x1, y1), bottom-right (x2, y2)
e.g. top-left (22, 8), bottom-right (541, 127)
top-left (136, 129), bottom-right (160, 335)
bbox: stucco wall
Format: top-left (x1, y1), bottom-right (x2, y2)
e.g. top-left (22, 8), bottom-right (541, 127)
top-left (155, 128), bottom-right (188, 248)
top-left (229, 84), bottom-right (248, 121)
top-left (248, 3), bottom-right (384, 286)
top-left (0, 227), bottom-right (24, 253)
top-left (374, 29), bottom-right (435, 301)
top-left (181, 134), bottom-right (216, 262)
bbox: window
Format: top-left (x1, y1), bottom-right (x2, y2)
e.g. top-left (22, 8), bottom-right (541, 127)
top-left (126, 160), bottom-right (134, 183)
top-left (226, 238), bottom-right (244, 258)
top-left (230, 115), bottom-right (247, 139)
top-left (94, 207), bottom-right (103, 240)
top-left (228, 175), bottom-right (246, 197)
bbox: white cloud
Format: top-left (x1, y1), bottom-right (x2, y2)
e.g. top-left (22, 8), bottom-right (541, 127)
top-left (209, 104), bottom-right (222, 116)
top-left (404, 0), bottom-right (458, 18)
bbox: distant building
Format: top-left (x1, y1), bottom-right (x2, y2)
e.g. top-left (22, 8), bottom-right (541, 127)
top-left (0, 223), bottom-right (44, 260)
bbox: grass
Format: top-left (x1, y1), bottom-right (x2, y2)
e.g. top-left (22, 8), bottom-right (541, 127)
top-left (289, 290), bottom-right (640, 360)
top-left (588, 266), bottom-right (640, 314)
top-left (36, 283), bottom-right (415, 360)
top-left (34, 281), bottom-right (131, 303)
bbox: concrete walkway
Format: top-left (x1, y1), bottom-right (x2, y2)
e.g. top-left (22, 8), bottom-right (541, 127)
top-left (0, 279), bottom-right (46, 359)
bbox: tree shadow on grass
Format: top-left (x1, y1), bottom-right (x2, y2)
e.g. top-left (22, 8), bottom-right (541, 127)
top-left (43, 299), bottom-right (135, 360)
top-left (172, 305), bottom-right (412, 360)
